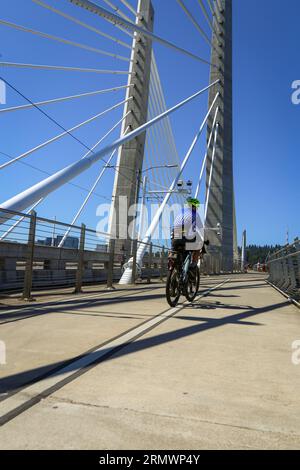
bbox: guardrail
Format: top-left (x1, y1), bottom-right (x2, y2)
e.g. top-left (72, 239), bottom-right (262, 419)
top-left (0, 209), bottom-right (241, 298)
top-left (268, 240), bottom-right (300, 300)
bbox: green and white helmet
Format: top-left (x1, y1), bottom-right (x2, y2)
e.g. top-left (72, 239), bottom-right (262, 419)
top-left (186, 197), bottom-right (200, 208)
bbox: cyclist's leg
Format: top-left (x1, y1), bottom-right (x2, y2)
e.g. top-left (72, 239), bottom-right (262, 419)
top-left (192, 250), bottom-right (200, 264)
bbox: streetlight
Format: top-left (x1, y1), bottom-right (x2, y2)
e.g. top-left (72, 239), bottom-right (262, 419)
top-left (148, 179), bottom-right (193, 196)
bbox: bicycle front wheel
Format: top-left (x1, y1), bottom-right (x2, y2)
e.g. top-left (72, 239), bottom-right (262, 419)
top-left (185, 267), bottom-right (200, 302)
top-left (166, 269), bottom-right (181, 307)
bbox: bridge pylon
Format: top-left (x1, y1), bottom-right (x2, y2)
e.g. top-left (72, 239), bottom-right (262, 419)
top-left (109, 0), bottom-right (154, 258)
top-left (206, 0), bottom-right (234, 272)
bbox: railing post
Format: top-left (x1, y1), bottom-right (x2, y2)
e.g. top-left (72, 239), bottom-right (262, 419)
top-left (74, 223), bottom-right (86, 294)
top-left (132, 239), bottom-right (138, 284)
top-left (107, 238), bottom-right (116, 290)
top-left (147, 242), bottom-right (153, 283)
top-left (160, 246), bottom-right (165, 281)
top-left (22, 210), bottom-right (37, 301)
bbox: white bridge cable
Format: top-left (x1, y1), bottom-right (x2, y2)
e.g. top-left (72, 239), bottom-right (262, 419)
top-left (144, 53), bottom-right (179, 208)
top-left (146, 56), bottom-right (178, 189)
top-left (32, 0), bottom-right (132, 50)
top-left (194, 105), bottom-right (219, 199)
top-left (0, 62), bottom-right (132, 75)
top-left (151, 54), bottom-right (180, 167)
top-left (101, 0), bottom-right (133, 22)
top-left (0, 114), bottom-right (133, 240)
top-left (0, 149), bottom-right (112, 203)
top-left (204, 122), bottom-right (219, 223)
top-left (176, 0), bottom-right (214, 49)
top-left (0, 77), bottom-right (136, 190)
top-left (0, 81), bottom-right (220, 220)
top-left (58, 126), bottom-right (130, 247)
top-left (0, 76), bottom-right (149, 208)
top-left (145, 129), bottom-right (176, 238)
top-left (144, 89), bottom-right (177, 212)
top-left (79, 110), bottom-right (132, 160)
top-left (148, 89), bottom-right (182, 213)
top-left (0, 199), bottom-right (43, 241)
top-left (150, 131), bottom-right (183, 210)
top-left (0, 97), bottom-right (132, 170)
top-left (206, 0), bottom-right (215, 15)
top-left (99, 0), bottom-right (135, 37)
top-left (144, 126), bottom-right (166, 196)
top-left (197, 0), bottom-right (213, 30)
top-left (149, 79), bottom-right (176, 170)
top-left (0, 85), bottom-right (133, 114)
top-left (149, 57), bottom-right (184, 208)
top-left (120, 0), bottom-right (138, 17)
top-left (150, 76), bottom-right (181, 194)
top-left (144, 128), bottom-right (170, 212)
top-left (0, 19), bottom-right (131, 62)
top-left (146, 95), bottom-right (173, 203)
top-left (69, 0), bottom-right (217, 67)
top-left (198, 0), bottom-right (220, 38)
top-left (120, 92), bottom-right (220, 283)
top-left (1, 124), bottom-right (130, 242)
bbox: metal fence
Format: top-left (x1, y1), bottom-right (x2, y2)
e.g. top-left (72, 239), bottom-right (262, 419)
top-left (0, 209), bottom-right (241, 298)
top-left (268, 240), bottom-right (300, 300)
top-left (0, 209), bottom-right (168, 298)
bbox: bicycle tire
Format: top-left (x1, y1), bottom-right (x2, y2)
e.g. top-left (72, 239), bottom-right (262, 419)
top-left (166, 268), bottom-right (181, 307)
top-left (185, 266), bottom-right (200, 302)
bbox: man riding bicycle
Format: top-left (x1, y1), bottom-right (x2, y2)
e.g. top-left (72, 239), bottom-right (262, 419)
top-left (171, 197), bottom-right (205, 268)
top-left (166, 197), bottom-right (208, 307)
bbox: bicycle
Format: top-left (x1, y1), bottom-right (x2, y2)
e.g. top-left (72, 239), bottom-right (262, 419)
top-left (166, 247), bottom-right (200, 307)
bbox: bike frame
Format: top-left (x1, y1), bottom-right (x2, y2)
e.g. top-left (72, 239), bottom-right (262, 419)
top-left (168, 249), bottom-right (192, 292)
top-left (181, 251), bottom-right (192, 284)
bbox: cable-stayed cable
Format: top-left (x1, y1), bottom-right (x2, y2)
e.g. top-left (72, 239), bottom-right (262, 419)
top-left (0, 19), bottom-right (131, 62)
top-left (32, 0), bottom-right (132, 49)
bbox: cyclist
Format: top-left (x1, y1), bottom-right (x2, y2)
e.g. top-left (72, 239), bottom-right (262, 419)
top-left (171, 197), bottom-right (204, 271)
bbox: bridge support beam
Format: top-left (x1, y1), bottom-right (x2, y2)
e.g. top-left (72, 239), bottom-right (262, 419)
top-left (241, 229), bottom-right (247, 271)
top-left (109, 0), bottom-right (154, 260)
top-left (206, 0), bottom-right (234, 272)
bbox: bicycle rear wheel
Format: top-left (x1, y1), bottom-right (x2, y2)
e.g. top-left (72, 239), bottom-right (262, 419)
top-left (166, 269), bottom-right (181, 307)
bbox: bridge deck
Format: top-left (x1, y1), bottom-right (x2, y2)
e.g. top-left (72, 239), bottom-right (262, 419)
top-left (0, 274), bottom-right (299, 449)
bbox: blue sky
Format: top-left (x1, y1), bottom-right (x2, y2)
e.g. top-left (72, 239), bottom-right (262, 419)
top-left (0, 0), bottom-right (299, 246)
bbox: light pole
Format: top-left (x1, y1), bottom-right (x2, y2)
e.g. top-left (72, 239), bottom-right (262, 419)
top-left (138, 175), bottom-right (148, 241)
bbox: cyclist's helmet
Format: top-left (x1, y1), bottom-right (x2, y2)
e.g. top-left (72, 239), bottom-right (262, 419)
top-left (186, 197), bottom-right (200, 208)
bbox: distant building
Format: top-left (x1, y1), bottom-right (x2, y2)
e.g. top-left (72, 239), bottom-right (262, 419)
top-left (56, 236), bottom-right (79, 249)
top-left (96, 244), bottom-right (108, 253)
top-left (37, 236), bottom-right (79, 249)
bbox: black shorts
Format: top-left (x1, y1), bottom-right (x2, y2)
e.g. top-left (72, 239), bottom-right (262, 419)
top-left (171, 236), bottom-right (196, 252)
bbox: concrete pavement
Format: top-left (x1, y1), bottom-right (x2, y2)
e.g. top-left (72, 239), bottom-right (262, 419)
top-left (0, 274), bottom-right (299, 449)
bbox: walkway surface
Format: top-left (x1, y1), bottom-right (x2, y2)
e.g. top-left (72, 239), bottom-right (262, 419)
top-left (0, 274), bottom-right (299, 450)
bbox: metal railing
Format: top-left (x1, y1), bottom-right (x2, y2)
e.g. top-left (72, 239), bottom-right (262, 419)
top-left (0, 209), bottom-right (168, 298)
top-left (268, 240), bottom-right (300, 300)
top-left (0, 208), bottom-right (241, 298)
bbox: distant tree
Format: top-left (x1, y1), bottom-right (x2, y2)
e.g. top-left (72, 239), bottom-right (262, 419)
top-left (240, 244), bottom-right (282, 265)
